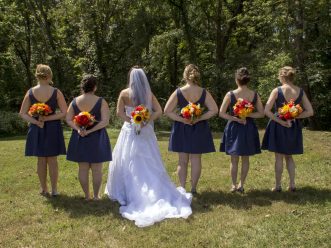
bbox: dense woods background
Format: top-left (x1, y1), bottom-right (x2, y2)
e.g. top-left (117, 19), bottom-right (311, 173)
top-left (0, 0), bottom-right (330, 135)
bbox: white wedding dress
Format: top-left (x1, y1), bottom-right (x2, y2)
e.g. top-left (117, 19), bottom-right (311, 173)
top-left (105, 106), bottom-right (192, 227)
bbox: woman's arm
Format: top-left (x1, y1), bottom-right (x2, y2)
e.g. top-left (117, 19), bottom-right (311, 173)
top-left (264, 88), bottom-right (291, 127)
top-left (65, 102), bottom-right (80, 131)
top-left (116, 91), bottom-right (131, 123)
top-left (219, 92), bottom-right (246, 124)
top-left (66, 102), bottom-right (87, 137)
top-left (85, 99), bottom-right (110, 135)
top-left (249, 94), bottom-right (265, 118)
top-left (19, 91), bottom-right (43, 128)
top-left (40, 90), bottom-right (68, 121)
top-left (296, 92), bottom-right (314, 119)
top-left (149, 94), bottom-right (162, 122)
top-left (164, 90), bottom-right (192, 125)
top-left (193, 90), bottom-right (218, 123)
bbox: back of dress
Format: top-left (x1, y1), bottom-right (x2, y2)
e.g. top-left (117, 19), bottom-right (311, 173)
top-left (262, 86), bottom-right (304, 154)
top-left (66, 97), bottom-right (112, 163)
top-left (25, 87), bottom-right (66, 157)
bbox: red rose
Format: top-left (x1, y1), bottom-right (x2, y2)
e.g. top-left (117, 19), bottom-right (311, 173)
top-left (182, 111), bottom-right (191, 119)
top-left (76, 115), bottom-right (89, 126)
top-left (284, 112), bottom-right (292, 120)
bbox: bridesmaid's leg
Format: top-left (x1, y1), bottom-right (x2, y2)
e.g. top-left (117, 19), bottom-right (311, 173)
top-left (274, 153), bottom-right (284, 191)
top-left (78, 163), bottom-right (90, 200)
top-left (91, 163), bottom-right (103, 200)
top-left (178, 153), bottom-right (189, 189)
top-left (190, 154), bottom-right (202, 193)
top-left (238, 156), bottom-right (249, 190)
top-left (37, 157), bottom-right (48, 195)
top-left (285, 155), bottom-right (296, 190)
top-left (230, 155), bottom-right (239, 191)
top-left (47, 156), bottom-right (59, 196)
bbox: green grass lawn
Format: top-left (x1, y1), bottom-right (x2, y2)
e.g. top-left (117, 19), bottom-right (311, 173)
top-left (0, 129), bottom-right (330, 248)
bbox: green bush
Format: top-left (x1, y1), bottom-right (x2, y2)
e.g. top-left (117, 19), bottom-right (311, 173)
top-left (0, 111), bottom-right (28, 136)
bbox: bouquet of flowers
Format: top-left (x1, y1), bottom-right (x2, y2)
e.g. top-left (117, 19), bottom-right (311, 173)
top-left (131, 105), bottom-right (150, 135)
top-left (277, 99), bottom-right (303, 120)
top-left (73, 111), bottom-right (96, 130)
top-left (28, 103), bottom-right (53, 117)
top-left (233, 98), bottom-right (254, 119)
top-left (180, 102), bottom-right (203, 122)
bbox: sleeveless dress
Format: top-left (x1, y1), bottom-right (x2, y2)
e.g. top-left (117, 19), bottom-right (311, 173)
top-left (25, 88), bottom-right (66, 157)
top-left (105, 106), bottom-right (192, 228)
top-left (66, 97), bottom-right (112, 163)
top-left (261, 87), bottom-right (304, 155)
top-left (168, 88), bottom-right (215, 154)
top-left (220, 91), bottom-right (261, 156)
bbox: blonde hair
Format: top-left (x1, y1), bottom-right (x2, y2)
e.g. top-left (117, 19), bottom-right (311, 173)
top-left (183, 64), bottom-right (201, 85)
top-left (35, 64), bottom-right (53, 84)
top-left (279, 66), bottom-right (296, 82)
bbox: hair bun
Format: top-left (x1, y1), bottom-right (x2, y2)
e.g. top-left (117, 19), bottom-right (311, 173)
top-left (279, 66), bottom-right (296, 81)
top-left (183, 64), bottom-right (201, 85)
top-left (36, 72), bottom-right (47, 77)
top-left (81, 74), bottom-right (97, 93)
top-left (235, 67), bottom-right (250, 85)
top-left (35, 64), bottom-right (53, 81)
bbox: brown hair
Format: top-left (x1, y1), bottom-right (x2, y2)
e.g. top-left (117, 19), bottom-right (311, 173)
top-left (81, 74), bottom-right (97, 93)
top-left (183, 64), bottom-right (201, 85)
top-left (235, 67), bottom-right (250, 85)
top-left (35, 64), bottom-right (53, 84)
top-left (279, 66), bottom-right (296, 82)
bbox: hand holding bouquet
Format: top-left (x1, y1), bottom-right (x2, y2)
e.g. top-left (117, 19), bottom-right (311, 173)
top-left (180, 102), bottom-right (203, 123)
top-left (233, 98), bottom-right (254, 120)
top-left (73, 112), bottom-right (96, 132)
top-left (277, 99), bottom-right (303, 121)
top-left (28, 103), bottom-right (53, 128)
top-left (131, 105), bottom-right (150, 135)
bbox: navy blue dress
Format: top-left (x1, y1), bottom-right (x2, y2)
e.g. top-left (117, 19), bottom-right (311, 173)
top-left (220, 91), bottom-right (261, 156)
top-left (66, 97), bottom-right (112, 163)
top-left (25, 88), bottom-right (66, 157)
top-left (168, 88), bottom-right (215, 154)
top-left (262, 87), bottom-right (304, 155)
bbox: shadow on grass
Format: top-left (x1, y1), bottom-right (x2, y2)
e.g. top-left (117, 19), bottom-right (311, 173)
top-left (45, 194), bottom-right (122, 219)
top-left (193, 186), bottom-right (331, 212)
top-left (247, 186), bottom-right (331, 205)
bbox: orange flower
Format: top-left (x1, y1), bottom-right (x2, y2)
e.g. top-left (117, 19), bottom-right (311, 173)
top-left (277, 100), bottom-right (303, 120)
top-left (233, 98), bottom-right (254, 119)
top-left (73, 111), bottom-right (96, 129)
top-left (28, 103), bottom-right (53, 117)
top-left (181, 102), bottom-right (203, 121)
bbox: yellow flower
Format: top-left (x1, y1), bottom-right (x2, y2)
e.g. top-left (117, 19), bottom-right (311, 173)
top-left (133, 114), bottom-right (143, 124)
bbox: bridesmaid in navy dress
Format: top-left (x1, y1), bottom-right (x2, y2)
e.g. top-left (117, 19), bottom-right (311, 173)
top-left (219, 68), bottom-right (264, 193)
top-left (164, 64), bottom-right (218, 194)
top-left (19, 64), bottom-right (67, 197)
top-left (66, 75), bottom-right (112, 200)
top-left (262, 66), bottom-right (314, 192)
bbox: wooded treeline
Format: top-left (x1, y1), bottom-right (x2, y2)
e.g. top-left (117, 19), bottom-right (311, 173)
top-left (0, 0), bottom-right (330, 130)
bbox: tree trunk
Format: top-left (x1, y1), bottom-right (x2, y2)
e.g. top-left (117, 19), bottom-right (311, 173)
top-left (292, 0), bottom-right (318, 129)
top-left (214, 0), bottom-right (245, 101)
top-left (29, 0), bottom-right (64, 88)
top-left (168, 0), bottom-right (197, 63)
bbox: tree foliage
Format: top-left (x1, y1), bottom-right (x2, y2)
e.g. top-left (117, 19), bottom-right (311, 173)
top-left (0, 0), bottom-right (330, 129)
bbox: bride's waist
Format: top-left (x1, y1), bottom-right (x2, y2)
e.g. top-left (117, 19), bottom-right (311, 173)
top-left (121, 121), bottom-right (153, 131)
top-left (122, 121), bottom-right (131, 129)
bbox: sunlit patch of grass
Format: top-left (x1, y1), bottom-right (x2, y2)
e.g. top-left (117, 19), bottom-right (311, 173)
top-left (0, 129), bottom-right (330, 247)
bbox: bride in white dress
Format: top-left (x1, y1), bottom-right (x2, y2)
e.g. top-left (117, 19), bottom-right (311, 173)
top-left (105, 67), bottom-right (192, 227)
